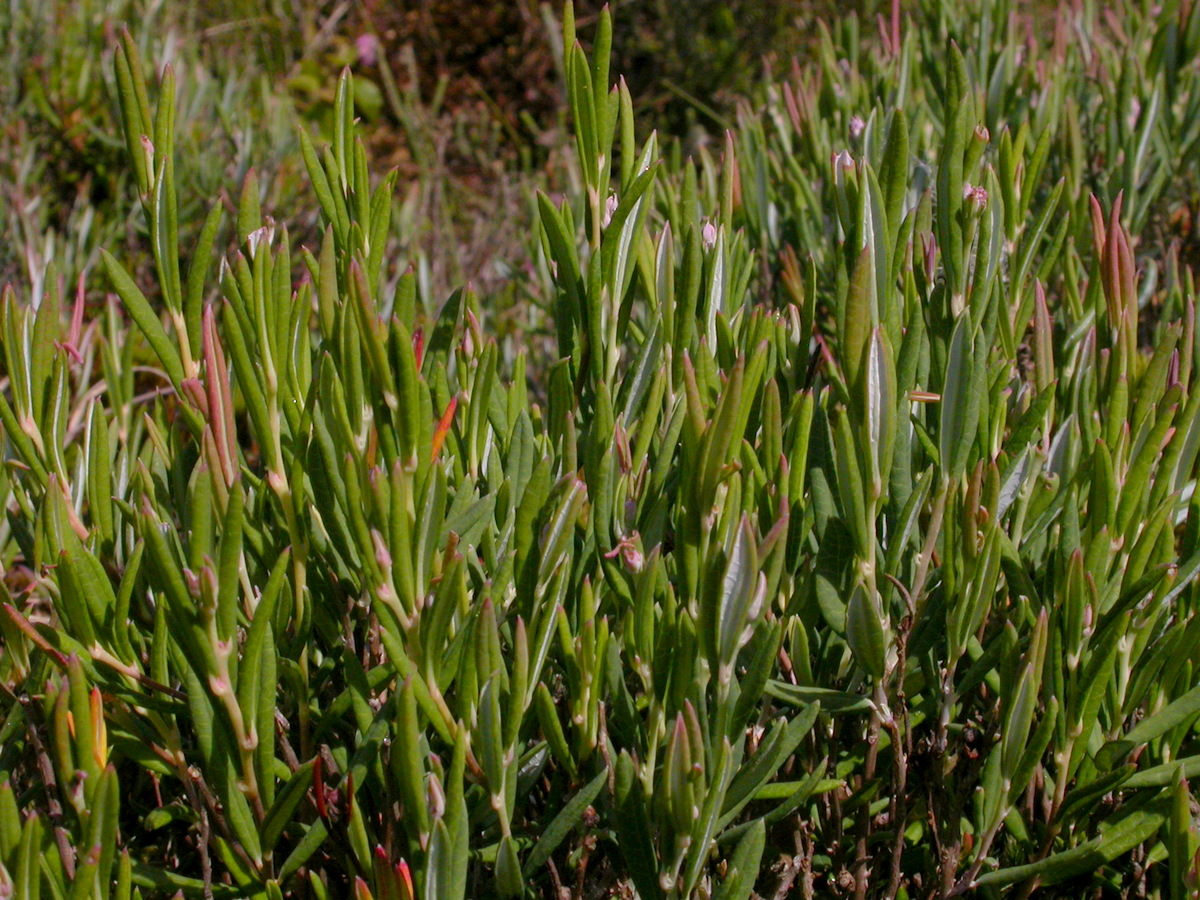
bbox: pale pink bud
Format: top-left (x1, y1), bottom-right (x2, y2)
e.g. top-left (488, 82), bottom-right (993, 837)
top-left (602, 193), bottom-right (619, 229)
top-left (356, 34), bottom-right (378, 67)
top-left (962, 182), bottom-right (988, 211)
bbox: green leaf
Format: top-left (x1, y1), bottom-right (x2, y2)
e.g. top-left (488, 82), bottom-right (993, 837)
top-left (713, 818), bottom-right (765, 900)
top-left (765, 681), bottom-right (874, 714)
top-left (976, 798), bottom-right (1169, 888)
top-left (13, 810), bottom-right (42, 900)
top-left (102, 250), bottom-right (185, 393)
top-left (522, 768), bottom-right (606, 876)
top-left (261, 760), bottom-right (316, 854)
top-left (494, 834), bottom-right (524, 898)
top-left (721, 703), bottom-right (819, 828)
top-left (537, 477), bottom-right (586, 593)
top-left (115, 28), bottom-right (152, 195)
top-left (940, 311), bottom-right (980, 482)
top-left (842, 246), bottom-right (874, 394)
top-left (1097, 682), bottom-right (1200, 770)
top-left (614, 752), bottom-right (662, 900)
top-left (71, 765), bottom-right (120, 900)
top-left (1168, 767), bottom-right (1194, 900)
top-left (394, 677), bottom-right (431, 844)
top-left (713, 515), bottom-right (763, 682)
top-left (184, 202), bottom-right (224, 359)
top-left (846, 582), bottom-right (886, 679)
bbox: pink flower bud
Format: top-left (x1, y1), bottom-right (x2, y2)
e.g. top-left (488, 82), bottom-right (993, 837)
top-left (602, 193), bottom-right (619, 229)
top-left (356, 33), bottom-right (378, 67)
top-left (962, 182), bottom-right (988, 211)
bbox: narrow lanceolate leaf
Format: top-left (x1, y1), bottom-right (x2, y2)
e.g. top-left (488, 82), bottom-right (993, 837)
top-left (102, 250), bottom-right (185, 392)
top-left (1168, 769), bottom-right (1193, 900)
top-left (185, 201), bottom-right (225, 359)
top-left (880, 108), bottom-right (908, 250)
top-left (862, 326), bottom-right (896, 495)
top-left (13, 809), bottom-right (43, 900)
top-left (614, 752), bottom-right (662, 900)
top-left (713, 819), bottom-right (766, 900)
top-left (713, 515), bottom-right (763, 683)
top-left (695, 357), bottom-right (746, 514)
top-left (842, 246), bottom-right (874, 394)
top-left (71, 764), bottom-right (120, 900)
top-left (389, 313), bottom-right (422, 470)
top-left (940, 311), bottom-right (980, 482)
top-left (115, 28), bottom-right (152, 195)
top-left (1095, 682), bottom-right (1200, 770)
top-left (722, 704), bottom-right (820, 826)
top-left (85, 400), bottom-right (115, 551)
top-left (535, 682), bottom-right (576, 781)
top-left (845, 582), bottom-right (886, 679)
top-left (975, 799), bottom-right (1170, 888)
top-left (537, 478), bottom-right (587, 592)
top-left (394, 678), bottom-right (431, 843)
top-left (522, 769), bottom-right (606, 877)
top-left (938, 93), bottom-right (973, 298)
top-left (261, 760), bottom-right (316, 854)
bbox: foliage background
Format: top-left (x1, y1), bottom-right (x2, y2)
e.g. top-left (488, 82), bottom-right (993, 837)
top-left (3, 1), bottom-right (1200, 899)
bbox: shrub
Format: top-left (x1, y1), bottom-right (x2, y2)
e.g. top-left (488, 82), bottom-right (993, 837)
top-left (1, 2), bottom-right (1199, 898)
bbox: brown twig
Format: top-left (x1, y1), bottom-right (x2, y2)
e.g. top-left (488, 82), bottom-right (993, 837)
top-left (179, 766), bottom-right (215, 900)
top-left (854, 690), bottom-right (885, 900)
top-left (26, 716), bottom-right (76, 880)
top-left (884, 609), bottom-right (913, 900)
